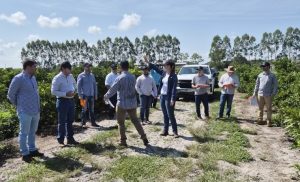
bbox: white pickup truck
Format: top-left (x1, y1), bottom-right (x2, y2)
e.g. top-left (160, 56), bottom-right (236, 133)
top-left (176, 64), bottom-right (217, 99)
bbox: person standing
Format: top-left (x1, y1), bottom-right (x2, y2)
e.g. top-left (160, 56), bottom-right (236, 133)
top-left (191, 66), bottom-right (210, 120)
top-left (217, 66), bottom-right (240, 119)
top-left (7, 58), bottom-right (44, 162)
top-left (253, 62), bottom-right (278, 127)
top-left (77, 63), bottom-right (99, 127)
top-left (150, 62), bottom-right (161, 108)
top-left (135, 65), bottom-right (158, 125)
top-left (105, 64), bottom-right (119, 119)
top-left (51, 61), bottom-right (79, 145)
top-left (144, 56), bottom-right (179, 138)
top-left (104, 61), bottom-right (149, 147)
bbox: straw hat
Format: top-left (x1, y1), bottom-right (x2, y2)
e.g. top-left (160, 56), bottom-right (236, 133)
top-left (226, 66), bottom-right (235, 73)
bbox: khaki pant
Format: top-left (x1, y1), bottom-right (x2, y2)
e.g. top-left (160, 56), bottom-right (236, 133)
top-left (116, 106), bottom-right (147, 144)
top-left (257, 96), bottom-right (272, 123)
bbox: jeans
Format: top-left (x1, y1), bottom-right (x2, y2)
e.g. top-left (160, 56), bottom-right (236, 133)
top-left (195, 93), bottom-right (209, 117)
top-left (56, 98), bottom-right (75, 141)
top-left (139, 95), bottom-right (153, 121)
top-left (18, 112), bottom-right (40, 156)
top-left (152, 85), bottom-right (159, 107)
top-left (81, 96), bottom-right (96, 124)
top-left (160, 95), bottom-right (178, 134)
top-left (219, 94), bottom-right (234, 117)
top-left (116, 106), bottom-right (147, 144)
top-left (109, 94), bottom-right (117, 118)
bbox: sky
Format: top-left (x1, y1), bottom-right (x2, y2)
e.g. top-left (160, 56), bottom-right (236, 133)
top-left (0, 0), bottom-right (300, 68)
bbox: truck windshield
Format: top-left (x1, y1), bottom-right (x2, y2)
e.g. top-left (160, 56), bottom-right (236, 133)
top-left (178, 67), bottom-right (210, 75)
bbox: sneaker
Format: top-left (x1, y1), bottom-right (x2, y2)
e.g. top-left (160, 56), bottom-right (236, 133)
top-left (160, 132), bottom-right (168, 136)
top-left (267, 122), bottom-right (273, 127)
top-left (216, 116), bottom-right (223, 120)
top-left (30, 150), bottom-right (44, 157)
top-left (91, 123), bottom-right (100, 127)
top-left (143, 138), bottom-right (149, 146)
top-left (22, 155), bottom-right (32, 163)
top-left (57, 139), bottom-right (64, 145)
top-left (67, 138), bottom-right (80, 145)
top-left (145, 120), bottom-right (152, 124)
top-left (81, 122), bottom-right (86, 127)
top-left (141, 121), bottom-right (147, 125)
top-left (174, 133), bottom-right (179, 138)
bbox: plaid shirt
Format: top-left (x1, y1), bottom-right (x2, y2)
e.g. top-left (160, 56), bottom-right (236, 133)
top-left (104, 71), bottom-right (137, 109)
top-left (7, 72), bottom-right (40, 115)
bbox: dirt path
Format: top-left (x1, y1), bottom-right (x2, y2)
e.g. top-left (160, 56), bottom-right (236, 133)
top-left (234, 92), bottom-right (300, 182)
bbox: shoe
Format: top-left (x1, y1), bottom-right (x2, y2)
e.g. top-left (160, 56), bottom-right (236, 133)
top-left (267, 121), bottom-right (273, 127)
top-left (216, 116), bottom-right (223, 120)
top-left (81, 122), bottom-right (86, 127)
top-left (91, 123), bottom-right (100, 127)
top-left (257, 120), bottom-right (267, 125)
top-left (30, 150), bottom-right (44, 157)
top-left (141, 121), bottom-right (147, 125)
top-left (145, 120), bottom-right (152, 124)
top-left (143, 138), bottom-right (149, 146)
top-left (226, 115), bottom-right (230, 119)
top-left (67, 138), bottom-right (80, 145)
top-left (160, 132), bottom-right (168, 136)
top-left (197, 115), bottom-right (202, 120)
top-left (174, 134), bottom-right (179, 138)
top-left (22, 155), bottom-right (33, 163)
top-left (57, 139), bottom-right (64, 145)
top-left (118, 142), bottom-right (128, 147)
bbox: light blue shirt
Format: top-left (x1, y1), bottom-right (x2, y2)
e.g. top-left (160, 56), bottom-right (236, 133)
top-left (254, 72), bottom-right (278, 96)
top-left (7, 71), bottom-right (40, 115)
top-left (150, 69), bottom-right (161, 86)
top-left (51, 72), bottom-right (77, 98)
top-left (104, 71), bottom-right (137, 110)
top-left (218, 73), bottom-right (240, 95)
top-left (77, 71), bottom-right (97, 98)
top-left (105, 72), bottom-right (118, 87)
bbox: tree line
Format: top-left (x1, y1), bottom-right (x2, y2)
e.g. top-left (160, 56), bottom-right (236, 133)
top-left (21, 35), bottom-right (181, 68)
top-left (209, 27), bottom-right (300, 65)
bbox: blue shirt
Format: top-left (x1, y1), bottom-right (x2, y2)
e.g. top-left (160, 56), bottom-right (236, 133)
top-left (7, 72), bottom-right (40, 115)
top-left (105, 72), bottom-right (119, 87)
top-left (254, 72), bottom-right (278, 96)
top-left (104, 71), bottom-right (137, 110)
top-left (150, 69), bottom-right (161, 86)
top-left (77, 71), bottom-right (97, 98)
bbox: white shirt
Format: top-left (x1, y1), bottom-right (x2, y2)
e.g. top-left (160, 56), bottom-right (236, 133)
top-left (218, 73), bottom-right (240, 95)
top-left (51, 72), bottom-right (77, 98)
top-left (160, 74), bottom-right (169, 95)
top-left (105, 72), bottom-right (119, 87)
top-left (135, 74), bottom-right (158, 96)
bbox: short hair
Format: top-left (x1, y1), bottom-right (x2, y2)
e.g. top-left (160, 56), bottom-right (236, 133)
top-left (22, 58), bottom-right (37, 70)
top-left (120, 61), bottom-right (129, 70)
top-left (60, 61), bottom-right (72, 70)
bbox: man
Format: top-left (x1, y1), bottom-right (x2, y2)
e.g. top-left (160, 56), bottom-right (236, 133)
top-left (191, 66), bottom-right (210, 120)
top-left (135, 65), bottom-right (157, 125)
top-left (105, 64), bottom-right (119, 119)
top-left (77, 63), bottom-right (99, 127)
top-left (104, 61), bottom-right (149, 147)
top-left (51, 61), bottom-right (79, 145)
top-left (150, 61), bottom-right (162, 108)
top-left (253, 62), bottom-right (278, 127)
top-left (7, 58), bottom-right (44, 162)
top-left (217, 66), bottom-right (240, 119)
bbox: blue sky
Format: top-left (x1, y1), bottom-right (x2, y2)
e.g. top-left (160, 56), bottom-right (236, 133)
top-left (0, 0), bottom-right (300, 68)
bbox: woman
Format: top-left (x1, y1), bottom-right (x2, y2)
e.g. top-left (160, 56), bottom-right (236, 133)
top-left (144, 56), bottom-right (179, 138)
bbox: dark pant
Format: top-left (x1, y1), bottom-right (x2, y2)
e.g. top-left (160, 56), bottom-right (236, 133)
top-left (139, 95), bottom-right (152, 121)
top-left (152, 85), bottom-right (159, 108)
top-left (160, 95), bottom-right (177, 134)
top-left (219, 94), bottom-right (234, 117)
top-left (108, 94), bottom-right (117, 118)
top-left (56, 98), bottom-right (75, 141)
top-left (195, 93), bottom-right (209, 117)
top-left (81, 96), bottom-right (96, 125)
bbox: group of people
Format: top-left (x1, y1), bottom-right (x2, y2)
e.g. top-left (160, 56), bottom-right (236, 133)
top-left (7, 56), bottom-right (278, 162)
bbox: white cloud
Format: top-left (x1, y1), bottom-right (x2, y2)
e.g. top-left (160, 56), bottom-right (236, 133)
top-left (2, 42), bottom-right (18, 48)
top-left (26, 34), bottom-right (40, 42)
top-left (37, 15), bottom-right (79, 28)
top-left (88, 26), bottom-right (101, 34)
top-left (145, 29), bottom-right (159, 37)
top-left (112, 13), bottom-right (141, 31)
top-left (0, 11), bottom-right (27, 25)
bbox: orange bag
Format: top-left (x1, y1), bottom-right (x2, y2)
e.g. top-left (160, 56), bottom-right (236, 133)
top-left (80, 99), bottom-right (86, 107)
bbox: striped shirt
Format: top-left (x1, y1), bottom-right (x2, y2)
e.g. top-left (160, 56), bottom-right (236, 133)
top-left (104, 71), bottom-right (137, 109)
top-left (51, 72), bottom-right (77, 98)
top-left (77, 71), bottom-right (97, 98)
top-left (7, 71), bottom-right (40, 115)
top-left (254, 71), bottom-right (278, 96)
